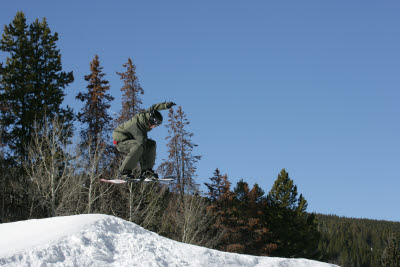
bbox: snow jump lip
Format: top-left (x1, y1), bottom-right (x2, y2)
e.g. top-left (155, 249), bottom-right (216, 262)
top-left (0, 214), bottom-right (339, 267)
top-left (0, 214), bottom-right (106, 258)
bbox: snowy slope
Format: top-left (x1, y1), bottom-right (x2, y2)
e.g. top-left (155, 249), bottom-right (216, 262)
top-left (0, 214), bottom-right (338, 267)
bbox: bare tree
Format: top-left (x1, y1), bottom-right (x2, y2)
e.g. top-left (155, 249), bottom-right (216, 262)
top-left (120, 180), bottom-right (168, 230)
top-left (158, 106), bottom-right (217, 245)
top-left (181, 193), bottom-right (220, 246)
top-left (43, 133), bottom-right (114, 216)
top-left (76, 137), bottom-right (113, 214)
top-left (24, 116), bottom-right (74, 217)
top-left (161, 190), bottom-right (221, 247)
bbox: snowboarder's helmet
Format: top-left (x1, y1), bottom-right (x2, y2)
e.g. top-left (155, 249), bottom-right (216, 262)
top-left (149, 109), bottom-right (163, 126)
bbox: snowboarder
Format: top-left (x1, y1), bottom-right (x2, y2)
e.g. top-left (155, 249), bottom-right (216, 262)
top-left (112, 101), bottom-right (176, 180)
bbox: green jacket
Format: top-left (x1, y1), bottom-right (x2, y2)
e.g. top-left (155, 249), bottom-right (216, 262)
top-left (112, 102), bottom-right (172, 147)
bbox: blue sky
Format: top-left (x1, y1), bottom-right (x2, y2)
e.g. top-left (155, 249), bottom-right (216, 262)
top-left (1, 1), bottom-right (399, 221)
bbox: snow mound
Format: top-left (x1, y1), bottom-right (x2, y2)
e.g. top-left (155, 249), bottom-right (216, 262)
top-left (0, 214), bottom-right (337, 267)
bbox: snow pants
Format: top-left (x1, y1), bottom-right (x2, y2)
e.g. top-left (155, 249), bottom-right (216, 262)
top-left (116, 139), bottom-right (156, 173)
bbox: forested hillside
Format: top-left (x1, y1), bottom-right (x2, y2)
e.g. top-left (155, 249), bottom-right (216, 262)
top-left (316, 214), bottom-right (400, 267)
top-left (1, 11), bottom-right (399, 267)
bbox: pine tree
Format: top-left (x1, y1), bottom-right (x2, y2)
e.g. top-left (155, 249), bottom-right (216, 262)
top-left (159, 106), bottom-right (200, 198)
top-left (381, 233), bottom-right (400, 267)
top-left (267, 169), bottom-right (301, 210)
top-left (227, 180), bottom-right (251, 253)
top-left (76, 54), bottom-right (114, 149)
top-left (115, 58), bottom-right (144, 124)
top-left (28, 17), bottom-right (74, 125)
top-left (0, 12), bottom-right (31, 162)
top-left (0, 12), bottom-right (74, 221)
top-left (204, 169), bottom-right (233, 221)
top-left (266, 169), bottom-right (320, 259)
top-left (105, 58), bottom-right (146, 221)
top-left (0, 11), bottom-right (74, 164)
top-left (205, 168), bottom-right (231, 203)
top-left (316, 214), bottom-right (400, 266)
top-left (226, 180), bottom-right (274, 255)
top-left (204, 169), bottom-right (235, 248)
top-left (75, 55), bottom-right (114, 214)
top-left (205, 171), bottom-right (276, 256)
top-left (159, 106), bottom-right (204, 244)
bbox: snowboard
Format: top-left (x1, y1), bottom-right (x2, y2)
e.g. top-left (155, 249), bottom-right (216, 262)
top-left (101, 175), bottom-right (176, 184)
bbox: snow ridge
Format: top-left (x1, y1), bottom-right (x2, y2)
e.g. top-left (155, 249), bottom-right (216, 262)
top-left (0, 214), bottom-right (338, 267)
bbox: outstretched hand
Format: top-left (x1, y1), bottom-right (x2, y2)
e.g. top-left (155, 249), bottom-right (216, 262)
top-left (166, 102), bottom-right (176, 108)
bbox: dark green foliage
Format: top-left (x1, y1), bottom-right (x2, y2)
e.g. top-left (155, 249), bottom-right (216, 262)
top-left (267, 168), bottom-right (306, 212)
top-left (76, 54), bottom-right (114, 148)
top-left (0, 155), bottom-right (28, 222)
top-left (204, 169), bottom-right (321, 258)
top-left (266, 169), bottom-right (320, 259)
top-left (0, 11), bottom-right (73, 221)
top-left (381, 233), bottom-right (400, 267)
top-left (317, 214), bottom-right (400, 267)
top-left (205, 170), bottom-right (277, 256)
top-left (229, 180), bottom-right (274, 255)
top-left (0, 11), bottom-right (74, 163)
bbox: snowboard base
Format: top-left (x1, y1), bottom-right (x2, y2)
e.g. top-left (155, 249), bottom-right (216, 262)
top-left (101, 175), bottom-right (176, 184)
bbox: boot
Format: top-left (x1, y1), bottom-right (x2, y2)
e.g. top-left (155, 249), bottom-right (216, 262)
top-left (120, 170), bottom-right (134, 180)
top-left (141, 169), bottom-right (159, 180)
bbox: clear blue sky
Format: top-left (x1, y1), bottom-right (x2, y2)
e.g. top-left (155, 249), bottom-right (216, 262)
top-left (1, 1), bottom-right (399, 221)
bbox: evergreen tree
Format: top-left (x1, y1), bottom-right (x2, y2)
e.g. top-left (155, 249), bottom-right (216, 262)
top-left (76, 54), bottom-right (114, 149)
top-left (104, 58), bottom-right (145, 223)
top-left (115, 58), bottom-right (144, 124)
top-left (0, 12), bottom-right (74, 221)
top-left (0, 11), bottom-right (74, 163)
top-left (204, 169), bottom-right (235, 250)
top-left (28, 17), bottom-right (74, 127)
top-left (266, 169), bottom-right (320, 259)
top-left (381, 233), bottom-right (400, 267)
top-left (209, 170), bottom-right (233, 218)
top-left (205, 172), bottom-right (276, 256)
top-left (267, 169), bottom-right (302, 211)
top-left (159, 106), bottom-right (200, 198)
top-left (158, 107), bottom-right (202, 244)
top-left (317, 214), bottom-right (400, 266)
top-left (75, 55), bottom-right (114, 214)
top-left (204, 168), bottom-right (231, 203)
top-left (228, 180), bottom-right (274, 255)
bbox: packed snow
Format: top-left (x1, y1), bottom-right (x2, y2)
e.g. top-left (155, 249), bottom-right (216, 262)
top-left (0, 214), bottom-right (338, 267)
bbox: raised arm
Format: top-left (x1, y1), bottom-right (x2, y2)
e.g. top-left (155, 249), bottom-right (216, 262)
top-left (147, 101), bottom-right (176, 111)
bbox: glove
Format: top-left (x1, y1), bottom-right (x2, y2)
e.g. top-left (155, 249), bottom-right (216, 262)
top-left (166, 102), bottom-right (176, 108)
